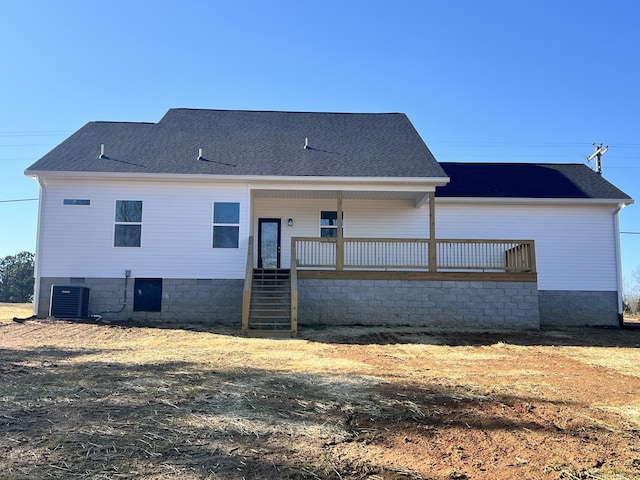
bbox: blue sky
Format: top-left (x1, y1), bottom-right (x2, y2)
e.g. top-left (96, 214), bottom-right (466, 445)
top-left (1, 0), bottom-right (639, 278)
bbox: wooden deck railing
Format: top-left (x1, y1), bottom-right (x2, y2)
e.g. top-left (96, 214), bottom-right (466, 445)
top-left (436, 239), bottom-right (536, 272)
top-left (241, 235), bottom-right (254, 335)
top-left (292, 237), bottom-right (536, 273)
top-left (290, 238), bottom-right (298, 336)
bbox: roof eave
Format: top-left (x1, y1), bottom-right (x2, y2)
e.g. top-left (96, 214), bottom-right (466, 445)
top-left (25, 170), bottom-right (450, 187)
top-left (436, 196), bottom-right (634, 207)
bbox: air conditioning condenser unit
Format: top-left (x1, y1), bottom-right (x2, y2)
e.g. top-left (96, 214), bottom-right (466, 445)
top-left (49, 286), bottom-right (90, 319)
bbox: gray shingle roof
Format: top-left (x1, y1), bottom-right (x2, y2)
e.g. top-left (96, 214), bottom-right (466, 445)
top-left (26, 108), bottom-right (447, 179)
top-left (437, 162), bottom-right (632, 201)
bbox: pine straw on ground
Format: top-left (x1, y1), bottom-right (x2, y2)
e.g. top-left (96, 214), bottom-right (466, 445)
top-left (1, 306), bottom-right (640, 479)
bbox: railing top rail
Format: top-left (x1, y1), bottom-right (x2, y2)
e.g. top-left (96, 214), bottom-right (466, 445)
top-left (293, 236), bottom-right (336, 243)
top-left (292, 236), bottom-right (536, 273)
top-left (436, 239), bottom-right (535, 244)
top-left (294, 237), bottom-right (425, 241)
top-left (293, 237), bottom-right (534, 244)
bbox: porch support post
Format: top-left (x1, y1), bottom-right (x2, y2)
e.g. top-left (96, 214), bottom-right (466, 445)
top-left (428, 191), bottom-right (436, 272)
top-left (336, 191), bottom-right (344, 271)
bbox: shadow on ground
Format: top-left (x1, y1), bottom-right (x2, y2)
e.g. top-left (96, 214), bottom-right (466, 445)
top-left (1, 344), bottom-right (639, 479)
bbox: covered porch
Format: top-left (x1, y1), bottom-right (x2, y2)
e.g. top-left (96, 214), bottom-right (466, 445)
top-left (242, 187), bottom-right (537, 337)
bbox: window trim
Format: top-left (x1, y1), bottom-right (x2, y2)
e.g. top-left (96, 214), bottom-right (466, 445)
top-left (114, 200), bottom-right (143, 248)
top-left (63, 199), bottom-right (91, 206)
top-left (212, 201), bottom-right (240, 249)
top-left (320, 210), bottom-right (343, 238)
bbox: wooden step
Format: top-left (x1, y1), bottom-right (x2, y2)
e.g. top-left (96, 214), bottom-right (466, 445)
top-left (249, 321), bottom-right (291, 326)
top-left (246, 329), bottom-right (295, 338)
top-left (247, 268), bottom-right (293, 336)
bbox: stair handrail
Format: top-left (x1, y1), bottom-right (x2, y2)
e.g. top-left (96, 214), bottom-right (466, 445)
top-left (241, 236), bottom-right (254, 335)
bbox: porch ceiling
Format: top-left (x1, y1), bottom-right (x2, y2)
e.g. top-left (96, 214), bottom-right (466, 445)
top-left (252, 189), bottom-right (428, 202)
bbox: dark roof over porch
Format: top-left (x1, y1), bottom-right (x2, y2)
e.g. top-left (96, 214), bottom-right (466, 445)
top-left (25, 109), bottom-right (447, 179)
top-left (437, 162), bottom-right (632, 201)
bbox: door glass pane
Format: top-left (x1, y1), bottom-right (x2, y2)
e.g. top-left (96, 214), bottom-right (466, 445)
top-left (260, 221), bottom-right (278, 268)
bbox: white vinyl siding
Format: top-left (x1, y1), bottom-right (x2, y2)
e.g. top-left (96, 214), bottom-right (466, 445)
top-left (253, 196), bottom-right (618, 291)
top-left (253, 197), bottom-right (430, 268)
top-left (37, 178), bottom-right (619, 291)
top-left (436, 202), bottom-right (617, 291)
top-left (38, 179), bottom-right (249, 279)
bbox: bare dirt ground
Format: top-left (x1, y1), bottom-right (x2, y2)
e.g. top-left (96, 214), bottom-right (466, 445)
top-left (1, 303), bottom-right (640, 479)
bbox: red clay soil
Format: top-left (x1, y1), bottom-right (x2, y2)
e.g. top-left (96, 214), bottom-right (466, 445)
top-left (1, 319), bottom-right (639, 479)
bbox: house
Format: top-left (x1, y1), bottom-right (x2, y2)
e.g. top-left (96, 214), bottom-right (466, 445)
top-left (25, 108), bottom-right (633, 335)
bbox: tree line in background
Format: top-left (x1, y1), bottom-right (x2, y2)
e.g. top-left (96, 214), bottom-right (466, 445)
top-left (0, 251), bottom-right (35, 303)
top-left (623, 267), bottom-right (640, 316)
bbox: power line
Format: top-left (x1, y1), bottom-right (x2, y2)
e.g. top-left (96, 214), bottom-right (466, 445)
top-left (0, 143), bottom-right (56, 147)
top-left (0, 198), bottom-right (38, 203)
top-left (431, 141), bottom-right (640, 148)
top-left (0, 132), bottom-right (69, 137)
top-left (621, 232), bottom-right (640, 235)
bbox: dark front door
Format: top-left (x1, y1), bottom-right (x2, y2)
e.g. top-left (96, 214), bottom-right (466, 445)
top-left (258, 218), bottom-right (281, 268)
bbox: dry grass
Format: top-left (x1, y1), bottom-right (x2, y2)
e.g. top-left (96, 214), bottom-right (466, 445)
top-left (1, 305), bottom-right (640, 479)
top-left (0, 302), bottom-right (33, 322)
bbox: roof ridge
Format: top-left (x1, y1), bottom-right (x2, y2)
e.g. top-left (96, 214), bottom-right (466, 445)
top-left (88, 120), bottom-right (156, 125)
top-left (164, 107), bottom-right (404, 116)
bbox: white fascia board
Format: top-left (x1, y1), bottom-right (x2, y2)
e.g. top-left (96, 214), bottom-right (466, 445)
top-left (26, 170), bottom-right (450, 189)
top-left (247, 175), bottom-right (450, 187)
top-left (249, 182), bottom-right (442, 193)
top-left (436, 196), bottom-right (634, 207)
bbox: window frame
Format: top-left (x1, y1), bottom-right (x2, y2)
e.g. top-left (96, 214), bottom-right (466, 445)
top-left (114, 200), bottom-right (143, 248)
top-left (320, 210), bottom-right (344, 238)
top-left (63, 199), bottom-right (91, 206)
top-left (212, 202), bottom-right (240, 249)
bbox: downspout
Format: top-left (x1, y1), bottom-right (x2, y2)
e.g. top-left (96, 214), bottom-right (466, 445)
top-left (33, 177), bottom-right (46, 317)
top-left (613, 202), bottom-right (625, 326)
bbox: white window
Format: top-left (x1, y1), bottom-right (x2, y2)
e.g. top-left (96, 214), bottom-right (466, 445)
top-left (63, 199), bottom-right (90, 206)
top-left (213, 202), bottom-right (240, 248)
top-left (114, 200), bottom-right (142, 247)
top-left (320, 211), bottom-right (343, 238)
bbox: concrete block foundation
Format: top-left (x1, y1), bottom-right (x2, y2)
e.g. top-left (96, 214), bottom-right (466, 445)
top-left (298, 279), bottom-right (540, 329)
top-left (37, 277), bottom-right (620, 329)
top-left (38, 277), bottom-right (243, 324)
top-left (538, 290), bottom-right (620, 327)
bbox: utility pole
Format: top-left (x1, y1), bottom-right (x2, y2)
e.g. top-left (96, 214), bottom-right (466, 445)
top-left (587, 143), bottom-right (609, 175)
